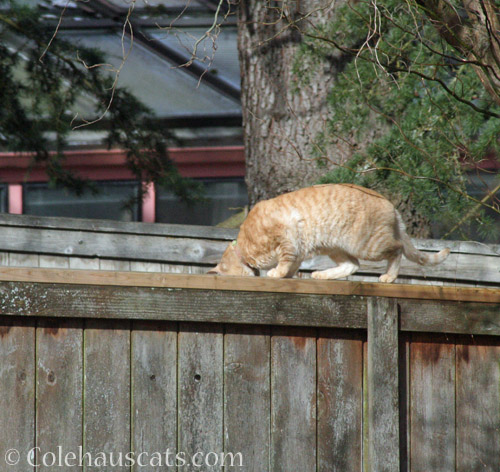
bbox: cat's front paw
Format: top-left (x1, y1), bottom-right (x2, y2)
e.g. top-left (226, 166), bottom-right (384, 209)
top-left (311, 271), bottom-right (328, 280)
top-left (379, 274), bottom-right (397, 283)
top-left (267, 268), bottom-right (283, 278)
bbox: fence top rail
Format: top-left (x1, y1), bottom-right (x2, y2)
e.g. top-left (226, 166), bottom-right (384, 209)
top-left (0, 267), bottom-right (498, 304)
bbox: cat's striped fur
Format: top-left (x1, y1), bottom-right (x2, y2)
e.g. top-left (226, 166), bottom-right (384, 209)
top-left (208, 184), bottom-right (450, 283)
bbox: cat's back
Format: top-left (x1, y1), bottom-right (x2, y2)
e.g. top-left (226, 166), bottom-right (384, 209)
top-left (273, 184), bottom-right (392, 217)
top-left (243, 183), bottom-right (394, 229)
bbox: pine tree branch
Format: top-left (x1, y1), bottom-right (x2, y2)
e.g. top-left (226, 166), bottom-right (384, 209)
top-left (302, 30), bottom-right (500, 119)
top-left (442, 179), bottom-right (500, 238)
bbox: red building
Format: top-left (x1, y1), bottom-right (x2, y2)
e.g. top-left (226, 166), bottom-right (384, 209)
top-left (1, 0), bottom-right (247, 225)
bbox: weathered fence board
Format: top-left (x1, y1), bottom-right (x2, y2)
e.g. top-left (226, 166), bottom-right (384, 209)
top-left (131, 320), bottom-right (178, 472)
top-left (224, 325), bottom-right (270, 471)
top-left (271, 327), bottom-right (317, 471)
top-left (1, 267), bottom-right (499, 303)
top-left (317, 331), bottom-right (363, 472)
top-left (0, 226), bottom-right (227, 265)
top-left (0, 281), bottom-right (369, 329)
top-left (367, 298), bottom-right (399, 472)
top-left (0, 277), bottom-right (499, 337)
top-left (36, 319), bottom-right (83, 472)
top-left (84, 319), bottom-right (131, 471)
top-left (0, 318), bottom-right (35, 472)
top-left (178, 324), bottom-right (224, 471)
top-left (455, 339), bottom-right (500, 472)
top-left (410, 335), bottom-right (456, 472)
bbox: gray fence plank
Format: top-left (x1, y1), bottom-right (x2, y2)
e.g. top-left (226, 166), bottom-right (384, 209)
top-left (410, 334), bottom-right (456, 472)
top-left (0, 282), bottom-right (368, 329)
top-left (302, 252), bottom-right (500, 284)
top-left (84, 319), bottom-right (131, 471)
top-left (399, 335), bottom-right (410, 472)
top-left (131, 321), bottom-right (178, 472)
top-left (0, 252), bottom-right (8, 265)
top-left (317, 331), bottom-right (363, 472)
top-left (69, 257), bottom-right (100, 270)
top-left (36, 319), bottom-right (83, 472)
top-left (130, 261), bottom-right (162, 272)
top-left (271, 327), bottom-right (317, 471)
top-left (1, 281), bottom-right (499, 335)
top-left (8, 252), bottom-right (39, 267)
top-left (456, 339), bottom-right (500, 472)
top-left (0, 318), bottom-right (35, 472)
top-left (38, 255), bottom-right (69, 269)
top-left (367, 298), bottom-right (399, 472)
top-left (0, 227), bottom-right (228, 265)
top-left (178, 324), bottom-right (224, 471)
top-left (3, 214), bottom-right (499, 257)
top-left (224, 325), bottom-right (270, 471)
top-left (400, 299), bottom-right (500, 336)
top-left (99, 259), bottom-right (131, 271)
top-left (0, 213), bottom-right (238, 240)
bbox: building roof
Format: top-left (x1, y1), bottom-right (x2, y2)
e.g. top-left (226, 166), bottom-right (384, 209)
top-left (6, 0), bottom-right (242, 147)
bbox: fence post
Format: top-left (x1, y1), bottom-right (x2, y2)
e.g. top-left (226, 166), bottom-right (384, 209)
top-left (367, 297), bottom-right (400, 472)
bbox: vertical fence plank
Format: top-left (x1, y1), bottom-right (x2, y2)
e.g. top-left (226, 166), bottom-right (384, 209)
top-left (162, 264), bottom-right (206, 274)
top-left (399, 334), bottom-right (410, 472)
top-left (410, 334), bottom-right (456, 472)
top-left (0, 318), bottom-right (35, 472)
top-left (84, 319), bottom-right (130, 471)
top-left (224, 325), bottom-right (270, 471)
top-left (99, 259), bottom-right (131, 271)
top-left (69, 257), bottom-right (100, 270)
top-left (317, 331), bottom-right (363, 472)
top-left (367, 297), bottom-right (399, 472)
top-left (130, 261), bottom-right (162, 272)
top-left (362, 340), bottom-right (369, 471)
top-left (456, 338), bottom-right (500, 472)
top-left (131, 321), bottom-right (177, 471)
top-left (0, 252), bottom-right (8, 266)
top-left (271, 327), bottom-right (317, 471)
top-left (9, 253), bottom-right (39, 267)
top-left (36, 319), bottom-right (83, 471)
top-left (38, 255), bottom-right (69, 268)
top-left (178, 323), bottom-right (224, 471)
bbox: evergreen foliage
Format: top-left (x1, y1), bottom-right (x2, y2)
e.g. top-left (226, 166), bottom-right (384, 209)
top-left (294, 0), bottom-right (500, 240)
top-left (0, 0), bottom-right (203, 204)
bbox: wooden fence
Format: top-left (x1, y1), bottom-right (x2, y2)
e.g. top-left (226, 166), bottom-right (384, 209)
top-left (0, 267), bottom-right (499, 471)
top-left (0, 214), bottom-right (499, 471)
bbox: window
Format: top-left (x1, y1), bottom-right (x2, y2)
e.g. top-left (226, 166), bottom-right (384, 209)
top-left (0, 185), bottom-right (7, 213)
top-left (156, 179), bottom-right (248, 226)
top-left (23, 181), bottom-right (141, 221)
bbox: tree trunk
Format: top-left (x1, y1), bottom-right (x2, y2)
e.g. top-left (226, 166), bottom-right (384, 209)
top-left (237, 0), bottom-right (346, 206)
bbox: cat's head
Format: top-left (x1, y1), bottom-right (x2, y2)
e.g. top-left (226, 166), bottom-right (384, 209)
top-left (208, 241), bottom-right (258, 276)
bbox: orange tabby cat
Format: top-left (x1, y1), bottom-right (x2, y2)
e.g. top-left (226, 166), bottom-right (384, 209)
top-left (208, 184), bottom-right (450, 283)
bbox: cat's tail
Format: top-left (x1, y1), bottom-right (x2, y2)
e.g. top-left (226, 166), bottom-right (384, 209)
top-left (396, 212), bottom-right (451, 265)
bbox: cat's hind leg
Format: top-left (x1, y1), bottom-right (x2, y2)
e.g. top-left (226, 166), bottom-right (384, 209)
top-left (311, 255), bottom-right (360, 280)
top-left (379, 250), bottom-right (402, 283)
